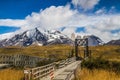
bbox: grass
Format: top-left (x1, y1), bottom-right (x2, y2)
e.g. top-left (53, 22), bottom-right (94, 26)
top-left (0, 45), bottom-right (73, 60)
top-left (76, 45), bottom-right (120, 80)
top-left (0, 45), bottom-right (120, 61)
top-left (0, 45), bottom-right (120, 80)
top-left (90, 45), bottom-right (120, 61)
top-left (81, 58), bottom-right (120, 73)
top-left (0, 45), bottom-right (74, 80)
top-left (76, 68), bottom-right (120, 80)
top-left (0, 68), bottom-right (23, 80)
top-left (76, 45), bottom-right (120, 61)
top-left (76, 58), bottom-right (120, 80)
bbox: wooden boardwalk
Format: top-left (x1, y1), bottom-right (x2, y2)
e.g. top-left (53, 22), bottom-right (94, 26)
top-left (24, 57), bottom-right (81, 80)
top-left (53, 61), bottom-right (81, 80)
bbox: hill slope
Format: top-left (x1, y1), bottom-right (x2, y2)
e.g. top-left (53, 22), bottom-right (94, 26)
top-left (106, 39), bottom-right (120, 45)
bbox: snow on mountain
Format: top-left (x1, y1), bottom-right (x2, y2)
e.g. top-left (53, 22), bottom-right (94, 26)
top-left (43, 29), bottom-right (73, 45)
top-left (0, 28), bottom-right (104, 47)
top-left (76, 35), bottom-right (104, 46)
top-left (0, 28), bottom-right (73, 47)
top-left (87, 35), bottom-right (104, 46)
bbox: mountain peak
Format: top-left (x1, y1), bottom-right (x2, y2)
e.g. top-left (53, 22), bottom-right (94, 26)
top-left (0, 28), bottom-right (73, 47)
top-left (76, 35), bottom-right (104, 46)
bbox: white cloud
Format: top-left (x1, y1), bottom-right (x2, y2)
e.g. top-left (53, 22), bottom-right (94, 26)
top-left (62, 27), bottom-right (77, 37)
top-left (24, 5), bottom-right (77, 30)
top-left (0, 4), bottom-right (120, 42)
top-left (95, 7), bottom-right (107, 14)
top-left (84, 15), bottom-right (120, 42)
top-left (72, 0), bottom-right (100, 11)
top-left (95, 6), bottom-right (116, 15)
top-left (0, 19), bottom-right (26, 27)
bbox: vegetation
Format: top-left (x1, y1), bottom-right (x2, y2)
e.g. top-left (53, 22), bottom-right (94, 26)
top-left (76, 45), bottom-right (120, 80)
top-left (0, 68), bottom-right (23, 80)
top-left (81, 58), bottom-right (120, 73)
top-left (90, 45), bottom-right (120, 61)
top-left (0, 45), bottom-right (73, 60)
top-left (0, 45), bottom-right (120, 80)
top-left (0, 45), bottom-right (120, 61)
top-left (0, 45), bottom-right (74, 80)
top-left (75, 68), bottom-right (120, 80)
top-left (76, 58), bottom-right (120, 80)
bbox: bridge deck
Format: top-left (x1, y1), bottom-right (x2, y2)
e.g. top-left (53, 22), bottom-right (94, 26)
top-left (53, 61), bottom-right (81, 80)
top-left (41, 61), bottom-right (81, 80)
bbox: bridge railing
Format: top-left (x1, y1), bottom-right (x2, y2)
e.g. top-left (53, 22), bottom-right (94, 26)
top-left (24, 57), bottom-right (76, 80)
top-left (56, 57), bottom-right (76, 68)
top-left (31, 63), bottom-right (55, 79)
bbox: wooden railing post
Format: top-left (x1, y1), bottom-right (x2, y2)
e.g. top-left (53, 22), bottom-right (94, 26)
top-left (24, 68), bottom-right (31, 80)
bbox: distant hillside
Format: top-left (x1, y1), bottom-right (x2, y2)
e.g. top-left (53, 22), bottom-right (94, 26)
top-left (106, 39), bottom-right (120, 45)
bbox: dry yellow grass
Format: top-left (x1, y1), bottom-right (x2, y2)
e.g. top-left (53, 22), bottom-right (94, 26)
top-left (0, 45), bottom-right (73, 59)
top-left (76, 46), bottom-right (120, 80)
top-left (0, 45), bottom-right (120, 61)
top-left (90, 45), bottom-right (120, 61)
top-left (0, 45), bottom-right (120, 80)
top-left (0, 68), bottom-right (23, 80)
top-left (76, 68), bottom-right (120, 80)
top-left (77, 45), bottom-right (120, 61)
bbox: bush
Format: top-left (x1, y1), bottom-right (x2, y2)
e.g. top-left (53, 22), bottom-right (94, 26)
top-left (81, 58), bottom-right (120, 73)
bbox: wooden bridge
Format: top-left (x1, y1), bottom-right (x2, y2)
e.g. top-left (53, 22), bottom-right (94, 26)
top-left (0, 37), bottom-right (91, 80)
top-left (23, 36), bottom-right (91, 80)
top-left (24, 57), bottom-right (81, 80)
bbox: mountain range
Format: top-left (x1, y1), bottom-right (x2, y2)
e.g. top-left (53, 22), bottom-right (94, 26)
top-left (106, 39), bottom-right (120, 45)
top-left (0, 28), bottom-right (113, 47)
top-left (0, 28), bottom-right (73, 47)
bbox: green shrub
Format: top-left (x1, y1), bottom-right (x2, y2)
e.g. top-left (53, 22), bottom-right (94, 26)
top-left (81, 58), bottom-right (120, 73)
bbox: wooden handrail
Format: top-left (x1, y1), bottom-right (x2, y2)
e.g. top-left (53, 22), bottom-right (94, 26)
top-left (24, 57), bottom-right (76, 80)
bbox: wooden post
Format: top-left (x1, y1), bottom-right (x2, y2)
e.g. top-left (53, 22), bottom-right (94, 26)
top-left (50, 67), bottom-right (54, 80)
top-left (24, 67), bottom-right (31, 80)
top-left (85, 38), bottom-right (89, 57)
top-left (75, 39), bottom-right (79, 60)
top-left (24, 70), bottom-right (29, 80)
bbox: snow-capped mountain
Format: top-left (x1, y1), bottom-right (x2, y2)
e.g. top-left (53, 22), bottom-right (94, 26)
top-left (76, 35), bottom-right (104, 46)
top-left (43, 30), bottom-right (73, 45)
top-left (0, 28), bottom-right (73, 47)
top-left (0, 28), bottom-right (104, 47)
top-left (87, 35), bottom-right (104, 46)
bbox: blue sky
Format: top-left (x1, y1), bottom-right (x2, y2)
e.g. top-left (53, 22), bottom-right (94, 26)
top-left (0, 0), bottom-right (120, 19)
top-left (0, 0), bottom-right (120, 42)
top-left (0, 0), bottom-right (70, 19)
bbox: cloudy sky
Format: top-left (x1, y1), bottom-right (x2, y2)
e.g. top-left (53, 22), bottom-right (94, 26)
top-left (0, 0), bottom-right (120, 42)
